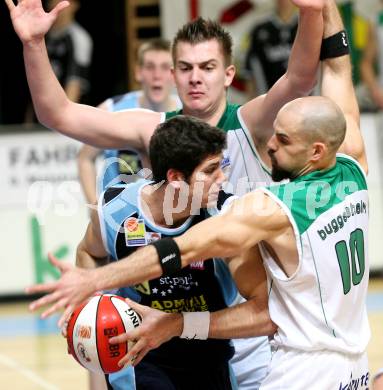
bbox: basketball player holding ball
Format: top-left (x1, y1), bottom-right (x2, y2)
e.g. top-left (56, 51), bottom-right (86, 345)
top-left (74, 116), bottom-right (276, 389)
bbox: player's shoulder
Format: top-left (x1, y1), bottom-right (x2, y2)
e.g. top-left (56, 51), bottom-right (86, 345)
top-left (110, 91), bottom-right (142, 110)
top-left (101, 179), bottom-right (149, 206)
top-left (335, 153), bottom-right (368, 190)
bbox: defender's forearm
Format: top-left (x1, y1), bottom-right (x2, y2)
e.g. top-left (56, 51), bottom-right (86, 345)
top-left (286, 7), bottom-right (323, 94)
top-left (23, 40), bottom-right (71, 129)
top-left (92, 245), bottom-right (163, 292)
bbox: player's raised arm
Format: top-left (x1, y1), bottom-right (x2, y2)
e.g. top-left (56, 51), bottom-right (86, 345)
top-left (4, 0), bottom-right (160, 149)
top-left (320, 0), bottom-right (367, 173)
top-left (241, 0), bottom-right (324, 143)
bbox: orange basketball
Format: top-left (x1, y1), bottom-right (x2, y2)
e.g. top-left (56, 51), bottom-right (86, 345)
top-left (66, 294), bottom-right (141, 374)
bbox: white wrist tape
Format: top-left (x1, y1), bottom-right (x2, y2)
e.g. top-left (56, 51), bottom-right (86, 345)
top-left (180, 311), bottom-right (210, 340)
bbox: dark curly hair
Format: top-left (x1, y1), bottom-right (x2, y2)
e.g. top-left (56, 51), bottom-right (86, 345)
top-left (149, 115), bottom-right (226, 183)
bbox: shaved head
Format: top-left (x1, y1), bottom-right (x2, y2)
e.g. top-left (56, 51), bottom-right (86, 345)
top-left (279, 96), bottom-right (347, 153)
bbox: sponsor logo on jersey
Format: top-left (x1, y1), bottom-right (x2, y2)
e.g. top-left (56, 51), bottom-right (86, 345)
top-left (338, 371), bottom-right (369, 390)
top-left (134, 281), bottom-right (151, 295)
top-left (149, 274), bottom-right (199, 298)
top-left (190, 260), bottom-right (204, 270)
top-left (150, 294), bottom-right (208, 312)
top-left (221, 156), bottom-right (231, 169)
top-left (125, 217), bottom-right (138, 232)
top-left (317, 200), bottom-right (367, 241)
top-left (124, 217), bottom-right (147, 246)
top-left (146, 232), bottom-right (161, 244)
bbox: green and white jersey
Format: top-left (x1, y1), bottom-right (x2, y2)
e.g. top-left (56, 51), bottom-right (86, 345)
top-left (166, 104), bottom-right (273, 195)
top-left (260, 154), bottom-right (370, 354)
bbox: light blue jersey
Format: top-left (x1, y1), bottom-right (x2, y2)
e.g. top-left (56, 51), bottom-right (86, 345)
top-left (99, 180), bottom-right (239, 389)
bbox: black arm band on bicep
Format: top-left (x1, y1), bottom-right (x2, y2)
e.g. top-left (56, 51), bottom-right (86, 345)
top-left (151, 237), bottom-right (182, 276)
top-left (320, 30), bottom-right (350, 60)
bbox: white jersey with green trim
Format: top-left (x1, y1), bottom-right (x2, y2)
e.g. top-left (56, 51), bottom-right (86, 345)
top-left (166, 104), bottom-right (273, 196)
top-left (260, 154), bottom-right (370, 354)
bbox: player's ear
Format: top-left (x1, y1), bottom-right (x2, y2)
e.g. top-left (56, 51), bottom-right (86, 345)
top-left (167, 169), bottom-right (185, 189)
top-left (224, 64), bottom-right (236, 88)
top-left (311, 142), bottom-right (326, 162)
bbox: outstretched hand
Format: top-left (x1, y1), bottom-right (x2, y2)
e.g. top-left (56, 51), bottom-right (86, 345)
top-left (109, 299), bottom-right (183, 368)
top-left (25, 253), bottom-right (97, 328)
top-left (4, 0), bottom-right (70, 43)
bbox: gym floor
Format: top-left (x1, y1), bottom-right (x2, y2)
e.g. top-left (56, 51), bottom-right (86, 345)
top-left (1, 278), bottom-right (382, 390)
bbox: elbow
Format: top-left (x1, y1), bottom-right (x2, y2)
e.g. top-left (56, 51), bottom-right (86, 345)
top-left (35, 99), bottom-right (72, 131)
top-left (265, 317), bottom-right (278, 336)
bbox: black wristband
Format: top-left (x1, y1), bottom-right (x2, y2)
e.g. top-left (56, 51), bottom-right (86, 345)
top-left (320, 30), bottom-right (350, 60)
top-left (151, 238), bottom-right (182, 276)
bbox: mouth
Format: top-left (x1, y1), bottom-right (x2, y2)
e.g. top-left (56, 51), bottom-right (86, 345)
top-left (188, 91), bottom-right (204, 98)
top-left (151, 85), bottom-right (164, 93)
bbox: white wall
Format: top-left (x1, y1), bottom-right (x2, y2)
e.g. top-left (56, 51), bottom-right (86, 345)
top-left (0, 131), bottom-right (89, 295)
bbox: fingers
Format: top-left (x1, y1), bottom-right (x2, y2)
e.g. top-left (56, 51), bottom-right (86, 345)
top-left (28, 288), bottom-right (64, 311)
top-left (61, 316), bottom-right (70, 338)
top-left (47, 252), bottom-right (68, 272)
top-left (25, 281), bottom-right (59, 296)
top-left (124, 298), bottom-right (147, 317)
top-left (49, 0), bottom-right (70, 17)
top-left (58, 305), bottom-right (74, 328)
top-left (109, 329), bottom-right (137, 344)
top-left (118, 338), bottom-right (149, 368)
top-left (128, 347), bottom-right (149, 367)
top-left (4, 0), bottom-right (16, 11)
top-left (109, 333), bottom-right (130, 344)
top-left (40, 296), bottom-right (69, 319)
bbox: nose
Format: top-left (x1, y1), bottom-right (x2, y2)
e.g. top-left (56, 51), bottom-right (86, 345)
top-left (216, 168), bottom-right (226, 185)
top-left (152, 66), bottom-right (163, 80)
top-left (267, 134), bottom-right (277, 153)
top-left (189, 67), bottom-right (201, 85)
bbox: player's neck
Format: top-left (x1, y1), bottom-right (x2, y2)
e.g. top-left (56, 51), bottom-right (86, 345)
top-left (182, 97), bottom-right (227, 127)
top-left (294, 155), bottom-right (337, 179)
top-left (141, 184), bottom-right (192, 228)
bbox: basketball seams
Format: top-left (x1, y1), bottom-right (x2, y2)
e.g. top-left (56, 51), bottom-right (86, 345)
top-left (95, 295), bottom-right (104, 373)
